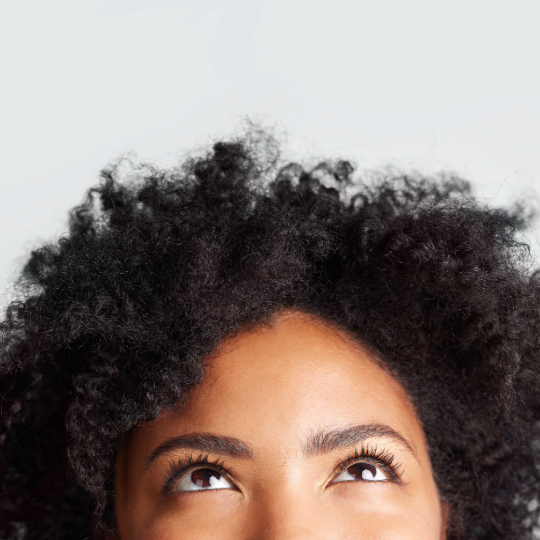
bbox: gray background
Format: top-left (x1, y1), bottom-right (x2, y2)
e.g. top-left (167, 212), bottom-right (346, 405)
top-left (1, 0), bottom-right (540, 308)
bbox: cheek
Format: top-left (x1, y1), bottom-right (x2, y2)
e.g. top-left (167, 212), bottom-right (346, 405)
top-left (122, 492), bottom-right (243, 540)
top-left (118, 487), bottom-right (442, 540)
top-left (327, 484), bottom-right (443, 540)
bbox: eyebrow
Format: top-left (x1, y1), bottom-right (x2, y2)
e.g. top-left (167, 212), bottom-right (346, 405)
top-left (146, 433), bottom-right (254, 469)
top-left (146, 423), bottom-right (417, 470)
top-left (303, 423), bottom-right (417, 460)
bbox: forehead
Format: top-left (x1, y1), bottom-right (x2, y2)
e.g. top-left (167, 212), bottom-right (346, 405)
top-left (133, 311), bottom-right (427, 464)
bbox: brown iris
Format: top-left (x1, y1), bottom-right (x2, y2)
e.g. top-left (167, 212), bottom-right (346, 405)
top-left (190, 469), bottom-right (222, 488)
top-left (347, 463), bottom-right (377, 480)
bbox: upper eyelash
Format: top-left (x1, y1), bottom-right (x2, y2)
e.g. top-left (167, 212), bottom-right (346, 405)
top-left (162, 453), bottom-right (233, 494)
top-left (162, 444), bottom-right (404, 494)
top-left (334, 445), bottom-right (404, 483)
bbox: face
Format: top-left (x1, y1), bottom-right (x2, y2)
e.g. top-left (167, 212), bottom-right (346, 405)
top-left (115, 311), bottom-right (447, 539)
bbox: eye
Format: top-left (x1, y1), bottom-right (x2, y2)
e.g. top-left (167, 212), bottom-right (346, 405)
top-left (174, 468), bottom-right (235, 492)
top-left (334, 462), bottom-right (388, 483)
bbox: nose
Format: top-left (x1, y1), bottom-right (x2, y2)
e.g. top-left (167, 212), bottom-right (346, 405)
top-left (249, 517), bottom-right (331, 540)
top-left (245, 492), bottom-right (336, 540)
top-left (254, 524), bottom-right (328, 540)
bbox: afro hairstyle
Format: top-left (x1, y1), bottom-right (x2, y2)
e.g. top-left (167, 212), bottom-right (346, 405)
top-left (1, 129), bottom-right (540, 540)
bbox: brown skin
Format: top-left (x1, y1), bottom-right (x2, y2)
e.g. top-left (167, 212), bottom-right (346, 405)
top-left (115, 311), bottom-right (448, 539)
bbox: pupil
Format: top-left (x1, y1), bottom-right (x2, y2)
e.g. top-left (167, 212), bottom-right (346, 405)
top-left (351, 464), bottom-right (376, 480)
top-left (192, 468), bottom-right (219, 487)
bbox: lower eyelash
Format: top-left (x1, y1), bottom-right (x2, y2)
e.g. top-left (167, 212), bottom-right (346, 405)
top-left (162, 445), bottom-right (403, 494)
top-left (162, 453), bottom-right (232, 494)
top-left (335, 445), bottom-right (403, 483)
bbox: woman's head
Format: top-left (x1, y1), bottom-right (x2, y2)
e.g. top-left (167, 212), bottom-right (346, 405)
top-left (115, 310), bottom-right (446, 539)
top-left (1, 132), bottom-right (540, 539)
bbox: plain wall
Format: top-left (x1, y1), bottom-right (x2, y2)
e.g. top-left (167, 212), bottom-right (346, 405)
top-left (1, 0), bottom-right (540, 307)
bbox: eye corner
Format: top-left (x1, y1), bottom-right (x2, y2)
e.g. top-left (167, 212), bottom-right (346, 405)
top-left (167, 465), bottom-right (240, 495)
top-left (330, 447), bottom-right (405, 486)
top-left (160, 453), bottom-right (235, 493)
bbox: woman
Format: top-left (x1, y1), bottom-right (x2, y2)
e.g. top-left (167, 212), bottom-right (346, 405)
top-left (1, 131), bottom-right (539, 539)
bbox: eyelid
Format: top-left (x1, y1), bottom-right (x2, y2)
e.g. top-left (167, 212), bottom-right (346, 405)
top-left (332, 445), bottom-right (404, 484)
top-left (162, 445), bottom-right (404, 494)
top-left (162, 453), bottom-right (235, 494)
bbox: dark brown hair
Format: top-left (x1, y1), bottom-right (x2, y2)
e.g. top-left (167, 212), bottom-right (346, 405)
top-left (2, 131), bottom-right (539, 539)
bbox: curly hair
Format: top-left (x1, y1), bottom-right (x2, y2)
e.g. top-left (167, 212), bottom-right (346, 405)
top-left (1, 130), bottom-right (540, 540)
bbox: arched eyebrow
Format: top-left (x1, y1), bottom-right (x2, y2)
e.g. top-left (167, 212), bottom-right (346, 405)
top-left (145, 423), bottom-right (417, 470)
top-left (303, 423), bottom-right (417, 460)
top-left (146, 432), bottom-right (254, 469)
